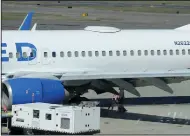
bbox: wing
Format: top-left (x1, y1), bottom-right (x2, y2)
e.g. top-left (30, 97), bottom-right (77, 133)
top-left (6, 69), bottom-right (190, 80)
top-left (3, 70), bottom-right (190, 97)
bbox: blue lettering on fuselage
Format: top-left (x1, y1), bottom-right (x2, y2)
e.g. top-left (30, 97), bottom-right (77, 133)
top-left (1, 42), bottom-right (37, 62)
top-left (174, 41), bottom-right (190, 45)
top-left (2, 43), bottom-right (9, 62)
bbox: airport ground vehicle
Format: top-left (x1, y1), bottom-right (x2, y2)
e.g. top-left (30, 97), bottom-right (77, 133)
top-left (1, 102), bottom-right (100, 135)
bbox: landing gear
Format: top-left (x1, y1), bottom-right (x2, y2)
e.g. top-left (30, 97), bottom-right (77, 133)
top-left (68, 96), bottom-right (90, 105)
top-left (119, 87), bottom-right (125, 99)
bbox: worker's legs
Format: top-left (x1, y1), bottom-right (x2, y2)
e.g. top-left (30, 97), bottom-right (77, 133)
top-left (108, 104), bottom-right (112, 110)
top-left (118, 104), bottom-right (127, 112)
top-left (108, 105), bottom-right (114, 110)
top-left (110, 104), bottom-right (114, 110)
top-left (108, 99), bottom-right (115, 110)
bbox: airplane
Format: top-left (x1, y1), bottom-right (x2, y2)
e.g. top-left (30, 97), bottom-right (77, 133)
top-left (2, 23), bottom-right (190, 110)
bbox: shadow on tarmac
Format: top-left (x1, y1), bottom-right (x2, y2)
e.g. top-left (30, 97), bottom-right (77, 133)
top-left (101, 108), bottom-right (190, 125)
top-left (92, 96), bottom-right (190, 106)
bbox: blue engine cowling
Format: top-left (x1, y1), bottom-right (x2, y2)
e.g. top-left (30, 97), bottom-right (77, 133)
top-left (2, 78), bottom-right (66, 109)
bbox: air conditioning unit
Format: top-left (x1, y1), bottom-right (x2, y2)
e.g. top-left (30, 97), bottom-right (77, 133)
top-left (11, 103), bottom-right (100, 134)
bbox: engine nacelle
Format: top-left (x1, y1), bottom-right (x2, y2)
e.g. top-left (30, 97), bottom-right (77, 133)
top-left (2, 78), bottom-right (69, 110)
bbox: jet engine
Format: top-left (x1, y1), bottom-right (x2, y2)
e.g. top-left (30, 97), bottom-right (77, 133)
top-left (2, 78), bottom-right (70, 110)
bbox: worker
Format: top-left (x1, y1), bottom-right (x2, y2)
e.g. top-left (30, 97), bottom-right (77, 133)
top-left (108, 94), bottom-right (119, 110)
top-left (108, 88), bottom-right (127, 113)
top-left (117, 88), bottom-right (127, 113)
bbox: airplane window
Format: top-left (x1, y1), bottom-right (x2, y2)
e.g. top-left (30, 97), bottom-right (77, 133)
top-left (81, 51), bottom-right (85, 57)
top-left (188, 49), bottom-right (190, 55)
top-left (123, 50), bottom-right (127, 56)
top-left (88, 51), bottom-right (92, 57)
top-left (44, 52), bottom-right (48, 58)
top-left (176, 49), bottom-right (179, 55)
top-left (182, 49), bottom-right (186, 55)
top-left (60, 51), bottom-right (64, 57)
top-left (74, 51), bottom-right (79, 57)
top-left (130, 50), bottom-right (134, 56)
top-left (102, 51), bottom-right (106, 56)
top-left (16, 52), bottom-right (20, 58)
top-left (144, 50), bottom-right (148, 56)
top-left (157, 50), bottom-right (161, 55)
top-left (163, 50), bottom-right (167, 55)
top-left (116, 50), bottom-right (120, 56)
top-left (52, 52), bottom-right (56, 57)
top-left (109, 51), bottom-right (113, 56)
top-left (151, 50), bottom-right (154, 56)
top-left (30, 52), bottom-right (33, 58)
top-left (9, 52), bottom-right (13, 58)
top-left (67, 51), bottom-right (72, 57)
top-left (95, 51), bottom-right (99, 57)
top-left (169, 50), bottom-right (173, 55)
top-left (23, 52), bottom-right (27, 58)
top-left (137, 50), bottom-right (141, 56)
top-left (29, 49), bottom-right (36, 58)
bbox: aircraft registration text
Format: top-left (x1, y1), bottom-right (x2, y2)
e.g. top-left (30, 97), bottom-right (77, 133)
top-left (174, 41), bottom-right (190, 45)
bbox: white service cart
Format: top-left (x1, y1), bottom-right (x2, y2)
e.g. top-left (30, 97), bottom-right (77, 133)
top-left (11, 102), bottom-right (100, 134)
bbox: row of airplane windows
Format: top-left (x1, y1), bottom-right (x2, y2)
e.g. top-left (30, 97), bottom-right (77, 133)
top-left (9, 49), bottom-right (190, 58)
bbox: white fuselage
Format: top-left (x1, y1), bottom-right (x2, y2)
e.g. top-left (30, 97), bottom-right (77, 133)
top-left (2, 29), bottom-right (190, 75)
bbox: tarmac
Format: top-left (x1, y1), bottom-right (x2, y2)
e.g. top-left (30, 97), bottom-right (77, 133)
top-left (99, 104), bottom-right (190, 135)
top-left (2, 104), bottom-right (190, 135)
top-left (2, 1), bottom-right (190, 135)
top-left (2, 1), bottom-right (190, 30)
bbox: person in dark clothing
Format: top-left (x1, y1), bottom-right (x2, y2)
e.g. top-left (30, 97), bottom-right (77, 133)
top-left (108, 88), bottom-right (127, 113)
top-left (108, 94), bottom-right (119, 110)
top-left (117, 88), bottom-right (127, 113)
